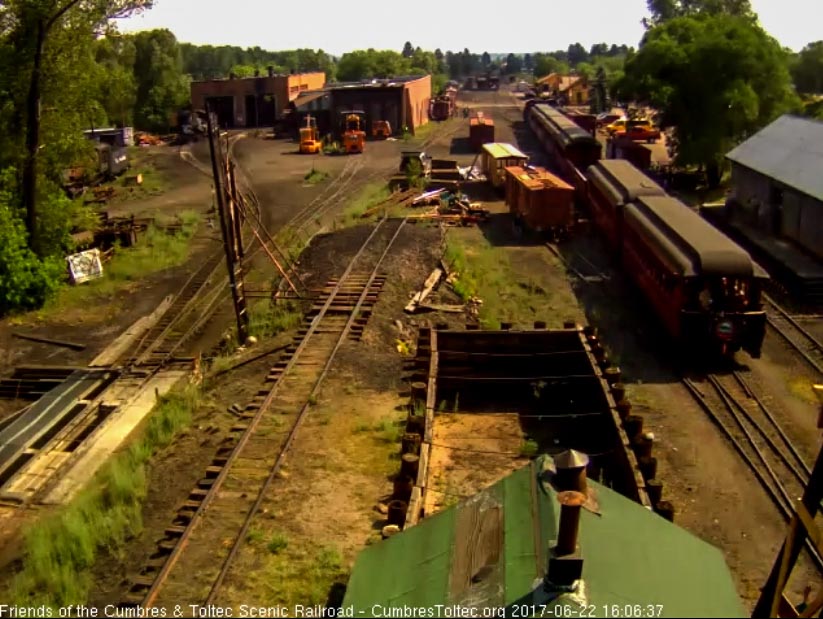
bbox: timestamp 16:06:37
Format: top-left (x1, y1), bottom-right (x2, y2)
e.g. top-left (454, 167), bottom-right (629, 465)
top-left (508, 604), bottom-right (665, 618)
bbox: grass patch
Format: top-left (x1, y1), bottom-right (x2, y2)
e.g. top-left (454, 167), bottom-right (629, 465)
top-left (267, 532), bottom-right (289, 554)
top-left (787, 377), bottom-right (820, 405)
top-left (340, 181), bottom-right (391, 225)
top-left (304, 168), bottom-right (329, 186)
top-left (100, 148), bottom-right (171, 201)
top-left (443, 228), bottom-right (579, 329)
top-left (6, 385), bottom-right (201, 608)
top-left (247, 299), bottom-right (303, 340)
top-left (250, 542), bottom-right (347, 608)
top-left (29, 213), bottom-right (200, 322)
top-left (374, 418), bottom-right (403, 444)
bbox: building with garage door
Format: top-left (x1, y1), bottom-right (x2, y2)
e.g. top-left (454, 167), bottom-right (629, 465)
top-left (726, 114), bottom-right (823, 261)
top-left (286, 74), bottom-right (431, 137)
top-left (190, 69), bottom-right (326, 128)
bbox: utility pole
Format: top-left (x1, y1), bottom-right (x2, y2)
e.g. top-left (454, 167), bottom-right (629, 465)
top-left (205, 101), bottom-right (249, 346)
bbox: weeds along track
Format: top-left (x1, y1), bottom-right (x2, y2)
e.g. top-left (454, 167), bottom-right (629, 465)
top-left (763, 294), bottom-right (823, 376)
top-left (682, 371), bottom-right (823, 572)
top-left (119, 216), bottom-right (409, 610)
top-left (288, 155), bottom-right (366, 235)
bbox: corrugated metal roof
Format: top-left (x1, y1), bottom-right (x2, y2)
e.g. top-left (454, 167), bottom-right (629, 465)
top-left (343, 457), bottom-right (745, 617)
top-left (726, 115), bottom-right (823, 201)
top-left (483, 143), bottom-right (528, 159)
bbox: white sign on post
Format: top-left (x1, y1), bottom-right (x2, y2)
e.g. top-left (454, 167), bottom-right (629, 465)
top-left (66, 248), bottom-right (104, 284)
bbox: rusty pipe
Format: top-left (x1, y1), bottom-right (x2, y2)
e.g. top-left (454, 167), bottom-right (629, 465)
top-left (556, 491), bottom-right (586, 556)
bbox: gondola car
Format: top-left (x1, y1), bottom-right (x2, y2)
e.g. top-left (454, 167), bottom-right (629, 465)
top-left (621, 194), bottom-right (768, 358)
top-left (524, 102), bottom-right (601, 202)
top-left (585, 159), bottom-right (666, 252)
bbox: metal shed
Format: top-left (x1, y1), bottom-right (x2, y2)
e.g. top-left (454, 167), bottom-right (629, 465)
top-left (726, 115), bottom-right (823, 260)
top-left (342, 456), bottom-right (745, 618)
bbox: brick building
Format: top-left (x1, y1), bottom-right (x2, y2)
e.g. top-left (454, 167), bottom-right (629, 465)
top-left (190, 69), bottom-right (326, 128)
top-left (286, 74), bottom-right (431, 137)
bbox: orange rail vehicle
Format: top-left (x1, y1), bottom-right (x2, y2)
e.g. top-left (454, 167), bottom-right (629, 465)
top-left (469, 113), bottom-right (495, 151)
top-left (505, 165), bottom-right (575, 239)
top-left (340, 111), bottom-right (366, 154)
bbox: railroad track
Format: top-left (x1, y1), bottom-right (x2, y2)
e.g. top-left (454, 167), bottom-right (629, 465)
top-left (682, 371), bottom-right (823, 572)
top-left (119, 215), bottom-right (409, 610)
top-left (763, 294), bottom-right (823, 376)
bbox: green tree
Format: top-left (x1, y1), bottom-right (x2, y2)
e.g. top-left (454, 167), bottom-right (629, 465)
top-left (505, 53), bottom-right (523, 74)
top-left (524, 53), bottom-right (533, 72)
top-left (533, 53), bottom-right (568, 78)
top-left (481, 51), bottom-right (491, 67)
top-left (590, 65), bottom-right (609, 114)
top-left (644, 0), bottom-right (754, 26)
top-left (94, 35), bottom-right (137, 127)
top-left (619, 13), bottom-right (799, 185)
top-left (567, 42), bottom-right (589, 65)
top-left (590, 43), bottom-right (609, 57)
top-left (791, 41), bottom-right (823, 94)
top-left (8, 0), bottom-right (152, 256)
top-left (132, 29), bottom-right (189, 131)
top-left (0, 169), bottom-right (62, 314)
top-left (402, 41), bottom-right (414, 58)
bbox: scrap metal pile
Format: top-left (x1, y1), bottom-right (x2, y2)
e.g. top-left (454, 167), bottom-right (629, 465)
top-left (407, 188), bottom-right (489, 225)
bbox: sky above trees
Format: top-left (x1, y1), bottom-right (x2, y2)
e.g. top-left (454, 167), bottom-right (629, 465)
top-left (119, 0), bottom-right (820, 54)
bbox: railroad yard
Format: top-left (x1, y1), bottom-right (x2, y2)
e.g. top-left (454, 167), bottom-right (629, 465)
top-left (1, 83), bottom-right (822, 617)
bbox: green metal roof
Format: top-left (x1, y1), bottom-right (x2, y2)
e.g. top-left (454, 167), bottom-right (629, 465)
top-left (343, 456), bottom-right (745, 618)
top-left (482, 142), bottom-right (528, 160)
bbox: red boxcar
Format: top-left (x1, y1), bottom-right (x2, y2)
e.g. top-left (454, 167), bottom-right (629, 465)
top-left (505, 165), bottom-right (575, 238)
top-left (469, 114), bottom-right (495, 151)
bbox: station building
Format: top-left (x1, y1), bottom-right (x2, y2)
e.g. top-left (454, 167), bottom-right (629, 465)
top-left (286, 74), bottom-right (432, 137)
top-left (190, 69), bottom-right (326, 128)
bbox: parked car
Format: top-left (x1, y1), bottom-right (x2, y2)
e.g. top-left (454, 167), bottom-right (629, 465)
top-left (596, 113), bottom-right (622, 128)
top-left (623, 122), bottom-right (661, 143)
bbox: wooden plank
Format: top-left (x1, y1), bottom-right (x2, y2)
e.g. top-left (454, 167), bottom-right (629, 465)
top-left (404, 268), bottom-right (444, 313)
top-left (405, 486), bottom-right (422, 528)
top-left (12, 332), bottom-right (85, 351)
top-left (424, 330), bottom-right (438, 444)
top-left (417, 443), bottom-right (431, 489)
top-left (418, 303), bottom-right (464, 313)
top-left (90, 295), bottom-right (174, 367)
top-left (448, 498), bottom-right (503, 604)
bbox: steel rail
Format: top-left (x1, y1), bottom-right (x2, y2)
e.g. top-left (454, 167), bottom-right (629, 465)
top-left (205, 216), bottom-right (408, 603)
top-left (683, 375), bottom-right (823, 572)
top-left (139, 216), bottom-right (402, 609)
top-left (763, 294), bottom-right (823, 376)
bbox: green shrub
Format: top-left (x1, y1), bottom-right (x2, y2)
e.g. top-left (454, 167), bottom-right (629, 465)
top-left (0, 171), bottom-right (63, 315)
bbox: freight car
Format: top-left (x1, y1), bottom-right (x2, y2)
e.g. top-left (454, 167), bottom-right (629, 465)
top-left (505, 165), bottom-right (574, 239)
top-left (586, 159), bottom-right (666, 251)
top-left (524, 102), bottom-right (601, 199)
top-left (469, 114), bottom-right (495, 151)
top-left (621, 194), bottom-right (768, 358)
top-left (481, 143), bottom-right (529, 190)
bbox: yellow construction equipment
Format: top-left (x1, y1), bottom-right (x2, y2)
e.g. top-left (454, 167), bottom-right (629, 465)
top-left (341, 111), bottom-right (366, 154)
top-left (299, 115), bottom-right (321, 154)
top-left (372, 120), bottom-right (392, 139)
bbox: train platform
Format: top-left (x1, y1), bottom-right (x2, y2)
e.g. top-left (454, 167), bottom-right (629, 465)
top-left (719, 215), bottom-right (823, 305)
